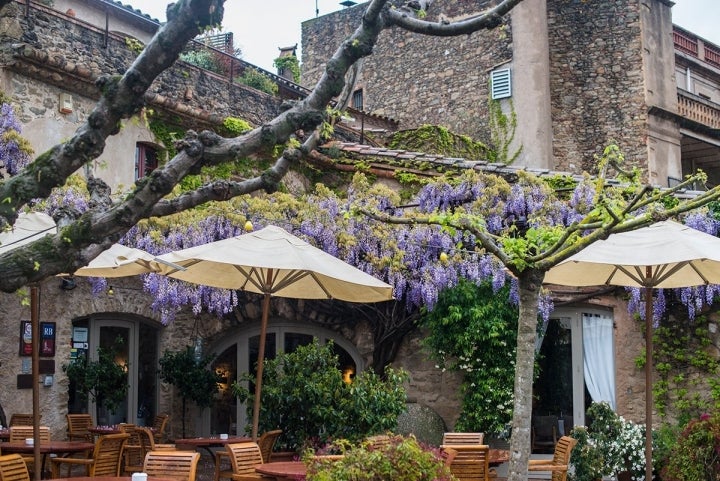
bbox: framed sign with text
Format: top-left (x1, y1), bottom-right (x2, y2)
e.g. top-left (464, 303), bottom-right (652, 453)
top-left (18, 320), bottom-right (56, 357)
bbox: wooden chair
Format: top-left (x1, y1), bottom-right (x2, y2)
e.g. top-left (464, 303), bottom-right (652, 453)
top-left (9, 426), bottom-right (50, 475)
top-left (123, 425), bottom-right (178, 475)
top-left (215, 430), bottom-right (281, 481)
top-left (152, 414), bottom-right (169, 443)
top-left (0, 454), bottom-right (30, 481)
top-left (8, 415), bottom-right (34, 427)
top-left (225, 442), bottom-right (265, 481)
top-left (66, 414), bottom-right (93, 442)
top-left (532, 415), bottom-right (558, 452)
top-left (257, 429), bottom-right (282, 463)
top-left (442, 432), bottom-right (484, 445)
top-left (443, 444), bottom-right (490, 481)
top-left (143, 450), bottom-right (200, 481)
top-left (528, 435), bottom-right (578, 481)
top-left (50, 432), bottom-right (129, 478)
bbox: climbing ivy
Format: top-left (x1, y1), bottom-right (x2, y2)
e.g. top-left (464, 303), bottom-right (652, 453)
top-left (387, 125), bottom-right (490, 160)
top-left (635, 313), bottom-right (720, 422)
top-left (273, 56), bottom-right (301, 83)
top-left (487, 97), bottom-right (521, 164)
top-left (235, 68), bottom-right (278, 95)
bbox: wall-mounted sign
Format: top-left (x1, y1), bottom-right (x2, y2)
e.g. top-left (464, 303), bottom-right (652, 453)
top-left (19, 320), bottom-right (57, 357)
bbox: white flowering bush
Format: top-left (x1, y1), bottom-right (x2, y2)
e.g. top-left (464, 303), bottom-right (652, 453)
top-left (569, 402), bottom-right (646, 481)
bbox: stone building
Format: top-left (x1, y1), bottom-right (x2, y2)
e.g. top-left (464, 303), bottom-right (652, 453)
top-left (0, 0), bottom-right (718, 446)
top-left (301, 0), bottom-right (720, 434)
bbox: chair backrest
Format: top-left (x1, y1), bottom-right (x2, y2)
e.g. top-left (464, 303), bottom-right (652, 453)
top-left (8, 415), bottom-right (34, 427)
top-left (444, 444), bottom-right (490, 481)
top-left (226, 442), bottom-right (263, 477)
top-left (144, 450), bottom-right (200, 481)
top-left (152, 414), bottom-right (169, 442)
top-left (90, 432), bottom-right (130, 476)
top-left (9, 426), bottom-right (50, 442)
top-left (442, 432), bottom-right (484, 445)
top-left (364, 434), bottom-right (393, 450)
top-left (257, 429), bottom-right (282, 463)
top-left (66, 414), bottom-right (93, 441)
top-left (0, 454), bottom-right (31, 481)
top-left (550, 436), bottom-right (578, 481)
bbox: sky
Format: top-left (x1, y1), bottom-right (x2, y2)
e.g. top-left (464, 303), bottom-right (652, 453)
top-left (127, 0), bottom-right (719, 73)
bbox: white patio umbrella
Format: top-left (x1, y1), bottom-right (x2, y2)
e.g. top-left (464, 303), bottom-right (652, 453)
top-left (73, 243), bottom-right (168, 278)
top-left (156, 225), bottom-right (394, 440)
top-left (544, 220), bottom-right (720, 481)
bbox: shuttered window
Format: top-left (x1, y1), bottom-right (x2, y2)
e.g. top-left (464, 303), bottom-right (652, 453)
top-left (491, 68), bottom-right (512, 99)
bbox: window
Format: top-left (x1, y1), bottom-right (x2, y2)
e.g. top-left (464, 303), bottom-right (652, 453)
top-left (490, 68), bottom-right (512, 99)
top-left (135, 143), bottom-right (159, 180)
top-left (352, 89), bottom-right (364, 110)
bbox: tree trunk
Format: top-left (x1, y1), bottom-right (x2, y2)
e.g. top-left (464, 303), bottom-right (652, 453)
top-left (506, 268), bottom-right (544, 481)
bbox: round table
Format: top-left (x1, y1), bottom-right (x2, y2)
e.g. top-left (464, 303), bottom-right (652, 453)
top-left (173, 436), bottom-right (251, 459)
top-left (255, 461), bottom-right (306, 481)
top-left (51, 477), bottom-right (175, 481)
top-left (1, 441), bottom-right (95, 479)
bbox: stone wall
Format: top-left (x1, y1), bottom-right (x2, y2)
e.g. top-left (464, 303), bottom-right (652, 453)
top-left (547, 0), bottom-right (648, 175)
top-left (301, 1), bottom-right (513, 143)
top-left (0, 1), bottom-right (283, 191)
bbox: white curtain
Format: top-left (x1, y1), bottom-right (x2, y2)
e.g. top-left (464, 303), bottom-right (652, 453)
top-left (582, 313), bottom-right (616, 410)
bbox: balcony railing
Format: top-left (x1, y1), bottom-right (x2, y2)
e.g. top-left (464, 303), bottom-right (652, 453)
top-left (677, 92), bottom-right (720, 129)
top-left (674, 26), bottom-right (720, 70)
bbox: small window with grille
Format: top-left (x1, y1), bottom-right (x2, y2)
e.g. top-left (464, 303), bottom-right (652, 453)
top-left (352, 89), bottom-right (364, 110)
top-left (490, 68), bottom-right (512, 99)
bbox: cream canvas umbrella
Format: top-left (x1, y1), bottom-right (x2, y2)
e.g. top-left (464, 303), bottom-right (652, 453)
top-left (73, 243), bottom-right (170, 278)
top-left (156, 225), bottom-right (394, 439)
top-left (544, 220), bottom-right (720, 481)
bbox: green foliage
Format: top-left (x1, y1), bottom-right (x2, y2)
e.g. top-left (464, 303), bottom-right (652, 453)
top-left (569, 402), bottom-right (646, 481)
top-left (419, 280), bottom-right (519, 435)
top-left (158, 346), bottom-right (221, 409)
top-left (304, 434), bottom-right (453, 481)
top-left (273, 55), bottom-right (301, 83)
top-left (235, 68), bottom-right (278, 95)
top-left (231, 339), bottom-right (408, 452)
top-left (221, 117), bottom-right (252, 136)
top-left (387, 125), bottom-right (490, 160)
top-left (661, 412), bottom-right (720, 481)
top-left (62, 337), bottom-right (128, 414)
top-left (180, 49), bottom-right (226, 75)
top-left (147, 116), bottom-right (184, 160)
top-left (635, 315), bottom-right (720, 420)
top-left (124, 37), bottom-right (145, 54)
top-left (487, 97), bottom-right (521, 164)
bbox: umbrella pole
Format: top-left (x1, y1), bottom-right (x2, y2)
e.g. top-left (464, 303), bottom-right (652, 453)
top-left (644, 282), bottom-right (653, 481)
top-left (251, 291), bottom-right (271, 442)
top-left (31, 286), bottom-right (41, 481)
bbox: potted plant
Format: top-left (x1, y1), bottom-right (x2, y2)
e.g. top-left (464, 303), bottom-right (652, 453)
top-left (63, 337), bottom-right (128, 419)
top-left (231, 339), bottom-right (408, 455)
top-left (158, 345), bottom-right (222, 438)
top-left (304, 434), bottom-right (454, 481)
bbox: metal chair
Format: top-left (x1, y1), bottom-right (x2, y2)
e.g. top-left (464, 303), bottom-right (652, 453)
top-left (143, 450), bottom-right (200, 481)
top-left (532, 415), bottom-right (558, 452)
top-left (528, 435), bottom-right (578, 481)
top-left (50, 432), bottom-right (129, 478)
top-left (0, 454), bottom-right (31, 481)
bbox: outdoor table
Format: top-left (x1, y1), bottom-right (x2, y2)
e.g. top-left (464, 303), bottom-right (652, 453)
top-left (173, 436), bottom-right (251, 460)
top-left (88, 425), bottom-right (122, 435)
top-left (1, 440), bottom-right (95, 478)
top-left (255, 461), bottom-right (306, 481)
top-left (51, 477), bottom-right (175, 481)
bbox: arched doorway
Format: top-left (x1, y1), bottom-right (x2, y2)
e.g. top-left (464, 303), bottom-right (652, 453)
top-left (68, 315), bottom-right (160, 426)
top-left (203, 321), bottom-right (364, 436)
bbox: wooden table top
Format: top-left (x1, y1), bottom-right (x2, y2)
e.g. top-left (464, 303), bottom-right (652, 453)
top-left (0, 441), bottom-right (95, 453)
top-left (173, 436), bottom-right (250, 447)
top-left (255, 461), bottom-right (306, 480)
top-left (51, 477), bottom-right (174, 481)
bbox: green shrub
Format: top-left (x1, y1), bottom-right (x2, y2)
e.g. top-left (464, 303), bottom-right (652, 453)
top-left (661, 411), bottom-right (720, 481)
top-left (235, 68), bottom-right (278, 96)
top-left (231, 339), bottom-right (408, 452)
top-left (304, 434), bottom-right (454, 481)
